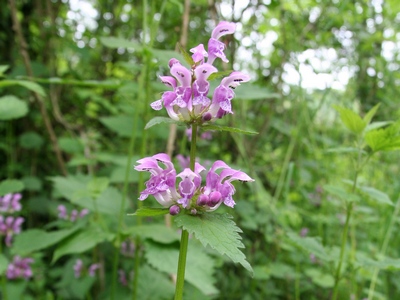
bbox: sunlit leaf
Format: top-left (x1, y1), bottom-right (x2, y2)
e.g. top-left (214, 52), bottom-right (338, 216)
top-left (124, 224), bottom-right (179, 244)
top-left (363, 103), bottom-right (381, 125)
top-left (0, 80), bottom-right (46, 96)
top-left (333, 105), bottom-right (366, 134)
top-left (175, 213), bottom-right (253, 274)
top-left (100, 37), bottom-right (142, 50)
top-left (177, 42), bottom-right (195, 66)
top-left (323, 184), bottom-right (360, 203)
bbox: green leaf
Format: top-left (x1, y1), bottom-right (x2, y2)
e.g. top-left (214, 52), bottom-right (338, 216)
top-left (0, 80), bottom-right (46, 96)
top-left (333, 105), bottom-right (366, 134)
top-left (359, 186), bottom-right (393, 206)
top-left (144, 116), bottom-right (183, 129)
top-left (99, 115), bottom-right (135, 137)
top-left (0, 179), bottom-right (24, 196)
top-left (0, 95), bottom-right (28, 120)
top-left (363, 103), bottom-right (381, 125)
top-left (87, 177), bottom-right (109, 197)
top-left (124, 224), bottom-right (179, 244)
top-left (137, 265), bottom-right (174, 300)
top-left (19, 131), bottom-right (44, 149)
top-left (12, 226), bottom-right (81, 256)
top-left (323, 184), bottom-right (360, 203)
top-left (207, 70), bottom-right (233, 81)
top-left (365, 121), bottom-right (400, 152)
top-left (145, 240), bottom-right (218, 296)
top-left (305, 268), bottom-right (334, 288)
top-left (49, 176), bottom-right (128, 215)
top-left (287, 232), bottom-right (331, 261)
top-left (234, 84), bottom-right (280, 100)
top-left (0, 254), bottom-right (8, 275)
top-left (201, 124), bottom-right (258, 135)
top-left (100, 37), bottom-right (142, 51)
top-left (21, 176), bottom-right (42, 191)
top-left (175, 213), bottom-right (253, 274)
top-left (177, 43), bottom-right (194, 66)
top-left (109, 166), bottom-right (139, 183)
top-left (129, 207), bottom-right (169, 217)
top-left (52, 227), bottom-right (114, 263)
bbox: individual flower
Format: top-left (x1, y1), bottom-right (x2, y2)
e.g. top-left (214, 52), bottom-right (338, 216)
top-left (135, 153), bottom-right (254, 213)
top-left (0, 193), bottom-right (22, 213)
top-left (6, 256), bottom-right (34, 280)
top-left (88, 263), bottom-right (100, 277)
top-left (73, 259), bottom-right (83, 278)
top-left (0, 215), bottom-right (24, 246)
top-left (150, 21), bottom-right (249, 123)
top-left (134, 153), bottom-right (180, 207)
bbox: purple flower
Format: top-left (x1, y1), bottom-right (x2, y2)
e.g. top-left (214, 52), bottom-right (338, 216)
top-left (118, 269), bottom-right (128, 286)
top-left (88, 263), bottom-right (100, 277)
top-left (207, 21), bottom-right (236, 64)
top-left (57, 205), bottom-right (68, 219)
top-left (73, 259), bottom-right (83, 278)
top-left (0, 216), bottom-right (24, 246)
top-left (300, 227), bottom-right (309, 237)
top-left (58, 205), bottom-right (89, 221)
top-left (134, 153), bottom-right (179, 207)
top-left (150, 21), bottom-right (249, 123)
top-left (135, 153), bottom-right (254, 212)
top-left (0, 193), bottom-right (22, 213)
top-left (121, 240), bottom-right (135, 257)
top-left (7, 256), bottom-right (34, 280)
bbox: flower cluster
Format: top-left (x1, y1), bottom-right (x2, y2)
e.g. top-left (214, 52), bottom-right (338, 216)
top-left (0, 216), bottom-right (24, 246)
top-left (151, 21), bottom-right (250, 123)
top-left (134, 153), bottom-right (254, 214)
top-left (0, 193), bottom-right (22, 213)
top-left (58, 205), bottom-right (89, 221)
top-left (6, 256), bottom-right (34, 280)
top-left (73, 259), bottom-right (100, 278)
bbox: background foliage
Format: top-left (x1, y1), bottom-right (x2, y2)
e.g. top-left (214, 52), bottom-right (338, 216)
top-left (1, 0), bottom-right (400, 299)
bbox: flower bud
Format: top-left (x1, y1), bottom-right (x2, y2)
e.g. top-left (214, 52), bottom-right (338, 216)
top-left (197, 194), bottom-right (209, 206)
top-left (191, 208), bottom-right (197, 215)
top-left (202, 112), bottom-right (212, 122)
top-left (169, 205), bottom-right (180, 215)
top-left (208, 191), bottom-right (221, 206)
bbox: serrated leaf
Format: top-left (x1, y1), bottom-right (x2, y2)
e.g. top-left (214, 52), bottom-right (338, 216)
top-left (365, 121), bottom-right (392, 132)
top-left (201, 124), bottom-right (258, 135)
top-left (359, 186), bottom-right (393, 206)
top-left (129, 207), bottom-right (169, 217)
top-left (124, 224), bottom-right (179, 243)
top-left (52, 227), bottom-right (114, 263)
top-left (177, 43), bottom-right (194, 66)
top-left (323, 184), bottom-right (360, 203)
top-left (0, 95), bottom-right (29, 120)
top-left (144, 116), bottom-right (183, 129)
top-left (145, 240), bottom-right (218, 296)
top-left (363, 103), bottom-right (381, 125)
top-left (0, 179), bottom-right (24, 196)
top-left (333, 105), bottom-right (366, 134)
top-left (175, 213), bottom-right (253, 274)
top-left (287, 232), bottom-right (331, 261)
top-left (208, 70), bottom-right (233, 81)
top-left (365, 122), bottom-right (400, 152)
top-left (12, 226), bottom-right (81, 256)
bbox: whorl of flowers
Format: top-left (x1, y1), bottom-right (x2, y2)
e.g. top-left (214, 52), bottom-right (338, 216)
top-left (134, 153), bottom-right (254, 214)
top-left (150, 21), bottom-right (250, 123)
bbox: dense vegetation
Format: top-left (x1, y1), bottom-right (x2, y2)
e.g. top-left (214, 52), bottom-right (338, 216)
top-left (1, 0), bottom-right (400, 299)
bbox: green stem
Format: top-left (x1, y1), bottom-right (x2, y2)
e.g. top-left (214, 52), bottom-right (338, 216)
top-left (174, 123), bottom-right (198, 300)
top-left (367, 194), bottom-right (400, 300)
top-left (0, 242), bottom-right (7, 300)
top-left (332, 141), bottom-right (365, 300)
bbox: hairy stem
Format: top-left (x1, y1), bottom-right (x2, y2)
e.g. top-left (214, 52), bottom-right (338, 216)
top-left (174, 123), bottom-right (198, 300)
